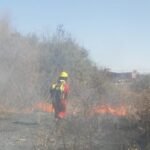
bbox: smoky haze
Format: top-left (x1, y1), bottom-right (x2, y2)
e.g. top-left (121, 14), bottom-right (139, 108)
top-left (0, 16), bottom-right (150, 150)
top-left (0, 17), bottom-right (43, 108)
top-left (0, 18), bottom-right (104, 110)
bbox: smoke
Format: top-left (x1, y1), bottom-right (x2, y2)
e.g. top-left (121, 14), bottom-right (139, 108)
top-left (0, 15), bottom-right (146, 150)
top-left (0, 17), bottom-right (41, 108)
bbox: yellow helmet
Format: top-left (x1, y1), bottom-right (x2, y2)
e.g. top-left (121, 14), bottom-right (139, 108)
top-left (59, 71), bottom-right (68, 78)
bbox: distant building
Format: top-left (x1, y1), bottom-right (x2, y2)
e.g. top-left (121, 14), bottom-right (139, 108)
top-left (132, 70), bottom-right (138, 79)
top-left (110, 72), bottom-right (132, 81)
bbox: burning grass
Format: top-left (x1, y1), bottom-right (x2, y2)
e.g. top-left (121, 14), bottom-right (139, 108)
top-left (0, 101), bottom-right (128, 118)
top-left (93, 104), bottom-right (127, 116)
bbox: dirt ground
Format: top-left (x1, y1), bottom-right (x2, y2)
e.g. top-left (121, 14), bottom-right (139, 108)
top-left (0, 112), bottom-right (53, 150)
top-left (0, 112), bottom-right (138, 150)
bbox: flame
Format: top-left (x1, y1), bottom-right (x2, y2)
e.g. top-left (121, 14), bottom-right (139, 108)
top-left (33, 102), bottom-right (54, 113)
top-left (0, 101), bottom-right (127, 117)
top-left (31, 102), bottom-right (127, 116)
top-left (93, 105), bottom-right (127, 116)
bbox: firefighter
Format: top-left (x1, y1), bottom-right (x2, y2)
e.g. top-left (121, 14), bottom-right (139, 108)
top-left (50, 71), bottom-right (69, 119)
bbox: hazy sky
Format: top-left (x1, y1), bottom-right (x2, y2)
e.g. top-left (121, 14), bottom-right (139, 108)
top-left (0, 0), bottom-right (150, 72)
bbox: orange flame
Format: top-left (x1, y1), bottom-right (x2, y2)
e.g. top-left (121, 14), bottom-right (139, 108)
top-left (93, 105), bottom-right (127, 116)
top-left (23, 102), bottom-right (127, 117)
top-left (0, 101), bottom-right (127, 117)
top-left (34, 102), bottom-right (54, 113)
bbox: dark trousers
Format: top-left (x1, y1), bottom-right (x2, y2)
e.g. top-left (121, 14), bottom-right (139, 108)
top-left (52, 99), bottom-right (66, 119)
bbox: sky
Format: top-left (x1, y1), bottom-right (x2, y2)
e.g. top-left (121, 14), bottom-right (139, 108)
top-left (0, 0), bottom-right (150, 73)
